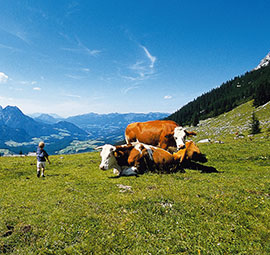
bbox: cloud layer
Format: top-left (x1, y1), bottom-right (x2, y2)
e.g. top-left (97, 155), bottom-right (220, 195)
top-left (0, 72), bottom-right (8, 83)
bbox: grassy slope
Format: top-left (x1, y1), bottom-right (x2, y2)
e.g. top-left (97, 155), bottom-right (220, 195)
top-left (190, 100), bottom-right (270, 142)
top-left (0, 101), bottom-right (270, 254)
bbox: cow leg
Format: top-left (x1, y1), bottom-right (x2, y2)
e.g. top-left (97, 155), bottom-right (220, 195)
top-left (120, 166), bottom-right (138, 176)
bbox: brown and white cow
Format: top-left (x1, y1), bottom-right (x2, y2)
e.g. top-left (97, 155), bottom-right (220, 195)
top-left (97, 141), bottom-right (207, 176)
top-left (128, 143), bottom-right (183, 174)
top-left (98, 144), bottom-right (139, 176)
top-left (173, 141), bottom-right (207, 164)
top-left (125, 120), bottom-right (196, 150)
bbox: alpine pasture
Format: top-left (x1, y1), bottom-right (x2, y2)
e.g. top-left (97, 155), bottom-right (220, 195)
top-left (1, 102), bottom-right (270, 254)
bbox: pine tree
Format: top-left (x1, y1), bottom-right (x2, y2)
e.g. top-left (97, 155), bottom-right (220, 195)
top-left (253, 82), bottom-right (270, 107)
top-left (250, 112), bottom-right (261, 134)
top-left (191, 112), bottom-right (199, 127)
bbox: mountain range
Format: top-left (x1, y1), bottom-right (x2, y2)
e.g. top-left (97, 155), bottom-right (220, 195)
top-left (0, 107), bottom-right (168, 155)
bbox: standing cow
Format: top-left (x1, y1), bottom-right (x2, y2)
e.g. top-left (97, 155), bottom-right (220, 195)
top-left (125, 120), bottom-right (196, 150)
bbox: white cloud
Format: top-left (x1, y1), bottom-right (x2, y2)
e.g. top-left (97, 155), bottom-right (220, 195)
top-left (62, 47), bottom-right (101, 56)
top-left (121, 45), bottom-right (157, 82)
top-left (33, 87), bottom-right (41, 91)
top-left (122, 86), bottom-right (139, 94)
top-left (62, 37), bottom-right (101, 57)
top-left (15, 31), bottom-right (30, 45)
top-left (1, 27), bottom-right (30, 45)
top-left (141, 45), bottom-right (157, 69)
top-left (64, 94), bottom-right (81, 98)
top-left (0, 43), bottom-right (20, 51)
top-left (81, 68), bottom-right (90, 72)
top-left (164, 95), bottom-right (172, 100)
top-left (65, 74), bottom-right (84, 80)
top-left (0, 72), bottom-right (8, 83)
top-left (20, 80), bottom-right (37, 85)
top-left (0, 96), bottom-right (13, 101)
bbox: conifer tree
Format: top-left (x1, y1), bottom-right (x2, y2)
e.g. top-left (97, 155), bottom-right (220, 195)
top-left (253, 82), bottom-right (270, 107)
top-left (250, 112), bottom-right (261, 134)
top-left (192, 112), bottom-right (199, 126)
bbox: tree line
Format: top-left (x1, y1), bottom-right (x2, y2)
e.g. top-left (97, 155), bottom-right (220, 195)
top-left (166, 65), bottom-right (270, 126)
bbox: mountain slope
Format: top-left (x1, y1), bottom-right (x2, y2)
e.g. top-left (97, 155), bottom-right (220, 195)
top-left (190, 100), bottom-right (270, 142)
top-left (167, 58), bottom-right (270, 126)
top-left (0, 125), bottom-right (31, 143)
top-left (34, 113), bottom-right (62, 124)
top-left (66, 112), bottom-right (169, 143)
top-left (0, 105), bottom-right (91, 154)
top-left (254, 52), bottom-right (270, 70)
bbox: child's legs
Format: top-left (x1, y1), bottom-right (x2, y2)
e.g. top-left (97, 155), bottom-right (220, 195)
top-left (37, 161), bottom-right (46, 173)
top-left (41, 162), bottom-right (46, 176)
top-left (37, 162), bottom-right (41, 172)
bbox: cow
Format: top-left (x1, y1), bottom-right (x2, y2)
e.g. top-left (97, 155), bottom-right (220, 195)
top-left (173, 141), bottom-right (207, 164)
top-left (128, 141), bottom-right (207, 174)
top-left (121, 142), bottom-right (177, 174)
top-left (97, 141), bottom-right (208, 176)
top-left (173, 141), bottom-right (218, 173)
top-left (125, 120), bottom-right (196, 150)
top-left (97, 144), bottom-right (139, 176)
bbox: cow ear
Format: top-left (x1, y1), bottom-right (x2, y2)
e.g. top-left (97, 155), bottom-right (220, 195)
top-left (185, 130), bottom-right (197, 137)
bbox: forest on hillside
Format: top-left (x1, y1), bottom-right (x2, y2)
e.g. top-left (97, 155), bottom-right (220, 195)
top-left (166, 65), bottom-right (270, 126)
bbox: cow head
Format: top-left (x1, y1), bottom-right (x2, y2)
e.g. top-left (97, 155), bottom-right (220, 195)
top-left (185, 141), bottom-right (207, 163)
top-left (171, 127), bottom-right (196, 150)
top-left (98, 144), bottom-right (117, 170)
top-left (173, 141), bottom-right (207, 163)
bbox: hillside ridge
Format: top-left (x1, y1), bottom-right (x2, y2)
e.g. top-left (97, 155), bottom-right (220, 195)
top-left (166, 62), bottom-right (270, 126)
top-left (190, 100), bottom-right (270, 142)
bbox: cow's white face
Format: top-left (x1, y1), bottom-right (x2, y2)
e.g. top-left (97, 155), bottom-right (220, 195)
top-left (99, 144), bottom-right (117, 170)
top-left (173, 127), bottom-right (187, 149)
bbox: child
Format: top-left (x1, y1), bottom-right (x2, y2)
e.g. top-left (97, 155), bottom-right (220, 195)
top-left (36, 141), bottom-right (50, 177)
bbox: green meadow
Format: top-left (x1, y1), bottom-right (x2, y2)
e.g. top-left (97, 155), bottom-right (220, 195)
top-left (1, 136), bottom-right (270, 254)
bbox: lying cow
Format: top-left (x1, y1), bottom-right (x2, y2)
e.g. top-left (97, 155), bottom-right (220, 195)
top-left (97, 141), bottom-right (207, 176)
top-left (174, 141), bottom-right (218, 173)
top-left (98, 144), bottom-right (139, 176)
top-left (174, 141), bottom-right (207, 164)
top-left (128, 142), bottom-right (184, 174)
top-left (125, 120), bottom-right (196, 150)
top-left (128, 141), bottom-right (207, 173)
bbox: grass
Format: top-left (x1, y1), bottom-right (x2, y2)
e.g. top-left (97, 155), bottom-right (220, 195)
top-left (0, 136), bottom-right (270, 254)
top-left (191, 100), bottom-right (270, 142)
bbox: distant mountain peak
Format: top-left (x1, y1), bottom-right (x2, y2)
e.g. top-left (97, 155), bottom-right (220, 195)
top-left (254, 51), bottom-right (270, 70)
top-left (3, 105), bottom-right (24, 115)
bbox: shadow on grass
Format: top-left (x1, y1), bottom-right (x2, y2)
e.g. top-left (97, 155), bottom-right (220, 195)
top-left (108, 174), bottom-right (139, 179)
top-left (43, 173), bottom-right (70, 177)
top-left (107, 163), bottom-right (219, 178)
top-left (183, 161), bottom-right (219, 173)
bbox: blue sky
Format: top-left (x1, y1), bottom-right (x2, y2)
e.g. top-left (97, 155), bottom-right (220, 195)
top-left (0, 0), bottom-right (269, 117)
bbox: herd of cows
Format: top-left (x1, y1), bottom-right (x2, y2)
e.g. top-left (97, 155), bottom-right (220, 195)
top-left (96, 120), bottom-right (218, 176)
